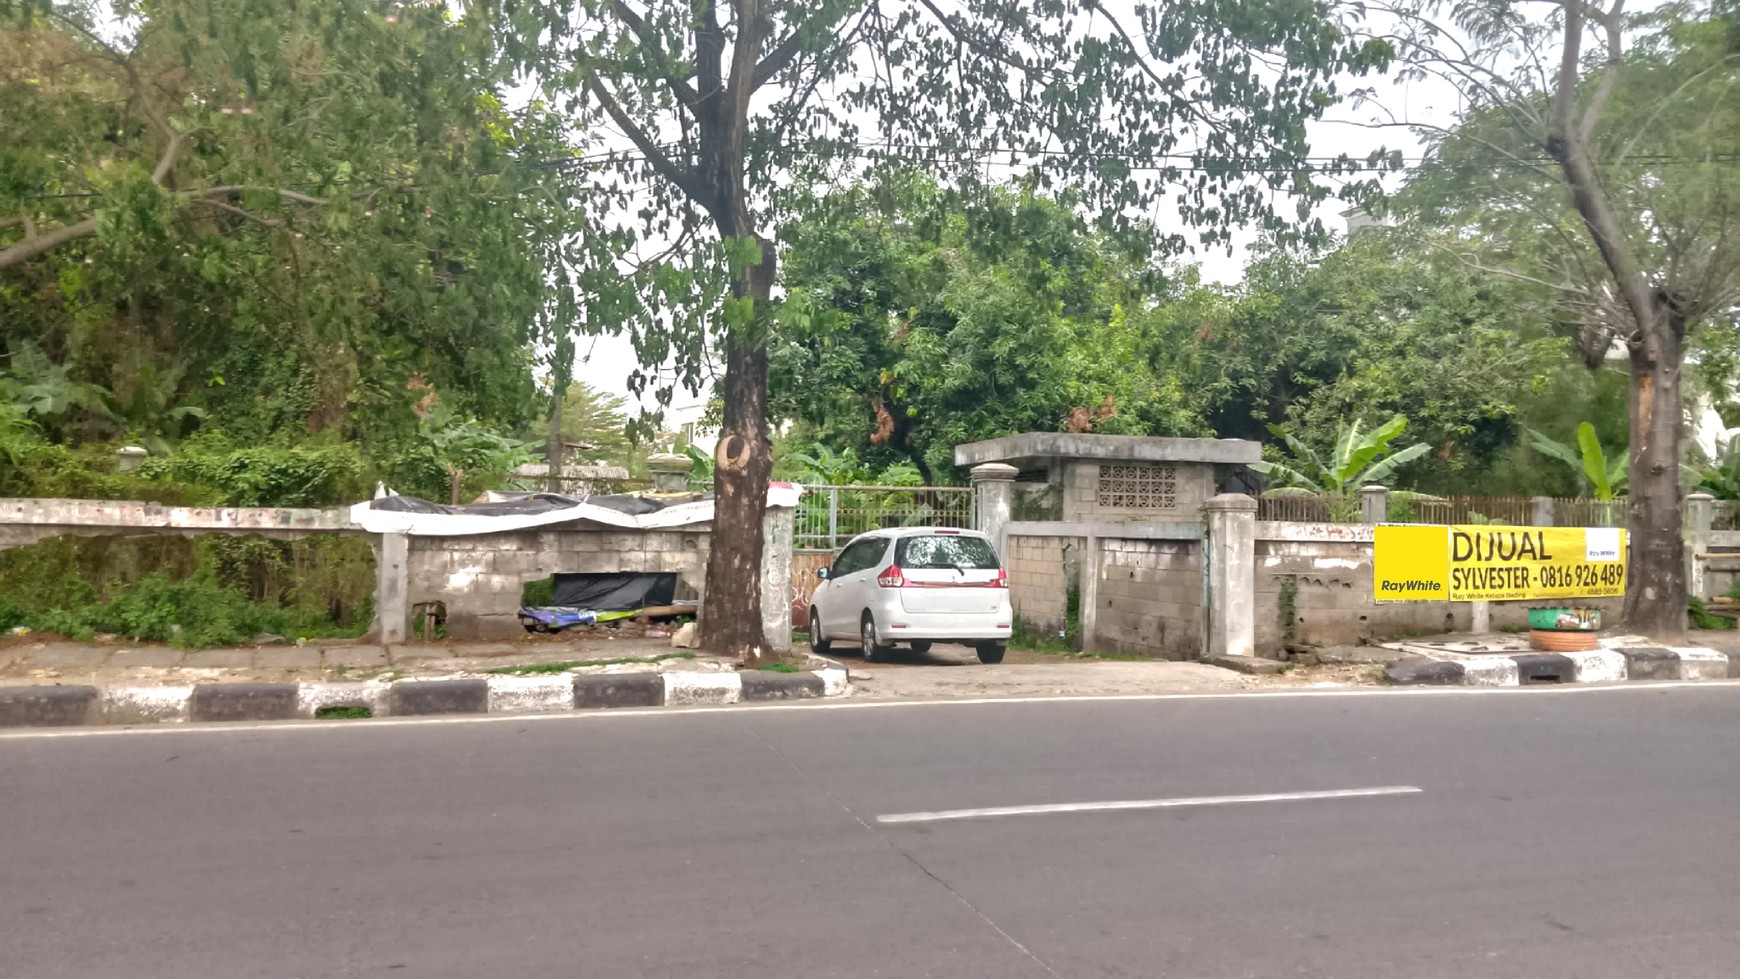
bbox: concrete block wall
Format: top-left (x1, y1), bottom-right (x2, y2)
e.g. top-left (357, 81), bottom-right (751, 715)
top-left (1060, 461), bottom-right (1215, 523)
top-left (409, 527), bottom-right (709, 639)
top-left (1252, 537), bottom-right (1625, 653)
top-left (1006, 534), bottom-right (1081, 634)
top-left (1093, 538), bottom-right (1202, 659)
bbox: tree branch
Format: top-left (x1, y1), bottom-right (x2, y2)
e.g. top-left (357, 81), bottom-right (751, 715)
top-left (1578, 0), bottom-right (1626, 146)
top-left (607, 0), bottom-right (703, 109)
top-left (582, 75), bottom-right (709, 204)
top-left (0, 216), bottom-right (99, 270)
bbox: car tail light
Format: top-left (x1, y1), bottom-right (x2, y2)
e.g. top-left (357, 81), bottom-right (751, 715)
top-left (876, 565), bottom-right (905, 588)
top-left (987, 568), bottom-right (1008, 588)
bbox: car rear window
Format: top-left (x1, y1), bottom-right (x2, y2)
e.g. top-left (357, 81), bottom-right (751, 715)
top-left (896, 535), bottom-right (1000, 570)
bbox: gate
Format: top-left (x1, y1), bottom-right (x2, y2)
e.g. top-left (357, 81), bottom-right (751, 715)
top-left (789, 484), bottom-right (976, 628)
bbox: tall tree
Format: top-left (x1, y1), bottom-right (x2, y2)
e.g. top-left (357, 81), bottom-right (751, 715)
top-left (493, 0), bottom-right (1390, 659)
top-left (1, 0), bottom-right (596, 455)
top-left (1379, 0), bottom-right (1740, 637)
top-left (771, 178), bottom-right (1206, 480)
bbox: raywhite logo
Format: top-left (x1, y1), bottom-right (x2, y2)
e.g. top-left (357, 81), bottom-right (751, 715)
top-left (1585, 528), bottom-right (1621, 562)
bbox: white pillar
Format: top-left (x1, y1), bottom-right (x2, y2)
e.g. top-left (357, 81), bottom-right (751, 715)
top-left (760, 506), bottom-right (795, 653)
top-left (1360, 485), bottom-right (1389, 524)
top-left (1205, 493), bottom-right (1258, 658)
top-left (971, 463), bottom-right (1019, 560)
top-left (1686, 492), bottom-right (1714, 600)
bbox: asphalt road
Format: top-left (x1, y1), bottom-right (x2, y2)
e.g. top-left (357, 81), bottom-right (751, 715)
top-left (4, 685), bottom-right (1739, 978)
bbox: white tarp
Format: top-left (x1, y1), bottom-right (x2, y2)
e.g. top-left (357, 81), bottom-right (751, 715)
top-left (348, 483), bottom-right (803, 537)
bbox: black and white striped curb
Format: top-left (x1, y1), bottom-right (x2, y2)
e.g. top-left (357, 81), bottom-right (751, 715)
top-left (0, 665), bottom-right (849, 728)
top-left (1385, 645), bottom-right (1736, 687)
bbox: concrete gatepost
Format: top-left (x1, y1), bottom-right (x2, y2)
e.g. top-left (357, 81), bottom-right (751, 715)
top-left (760, 505), bottom-right (795, 654)
top-left (1205, 493), bottom-right (1258, 659)
top-left (971, 463), bottom-right (1019, 561)
top-left (1530, 496), bottom-right (1556, 527)
top-left (375, 532), bottom-right (410, 645)
top-left (1686, 492), bottom-right (1715, 600)
top-left (647, 453), bottom-right (694, 492)
top-left (1360, 485), bottom-right (1388, 524)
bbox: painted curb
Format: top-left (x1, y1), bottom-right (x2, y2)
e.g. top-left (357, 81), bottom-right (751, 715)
top-left (0, 663), bottom-right (849, 728)
top-left (1386, 646), bottom-right (1733, 687)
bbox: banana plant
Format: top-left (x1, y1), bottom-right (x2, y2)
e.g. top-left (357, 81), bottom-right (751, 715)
top-left (1252, 415), bottom-right (1432, 495)
top-left (1527, 422), bottom-right (1627, 501)
top-left (1688, 438), bottom-right (1740, 500)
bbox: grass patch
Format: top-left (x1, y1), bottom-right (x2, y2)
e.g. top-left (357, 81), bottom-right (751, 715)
top-left (757, 663), bottom-right (801, 673)
top-left (314, 705), bottom-right (372, 719)
top-left (486, 651), bottom-right (697, 675)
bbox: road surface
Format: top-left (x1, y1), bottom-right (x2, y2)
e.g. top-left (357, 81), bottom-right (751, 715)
top-left (4, 684), bottom-right (1738, 977)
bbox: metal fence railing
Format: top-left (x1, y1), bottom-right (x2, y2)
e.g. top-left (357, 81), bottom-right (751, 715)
top-left (1712, 500), bottom-right (1740, 531)
top-left (1256, 494), bottom-right (1359, 523)
top-left (1257, 492), bottom-right (1627, 527)
top-left (794, 484), bottom-right (974, 549)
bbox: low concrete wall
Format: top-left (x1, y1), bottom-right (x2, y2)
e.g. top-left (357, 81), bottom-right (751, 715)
top-left (408, 527), bottom-right (710, 639)
top-left (0, 499), bottom-right (356, 551)
top-left (1094, 538), bottom-right (1201, 659)
top-left (1006, 534), bottom-right (1083, 636)
top-left (1252, 523), bottom-right (1625, 653)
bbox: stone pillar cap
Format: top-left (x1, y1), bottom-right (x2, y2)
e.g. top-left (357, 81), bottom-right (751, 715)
top-left (969, 462), bottom-right (1019, 481)
top-left (1204, 492), bottom-right (1258, 511)
top-left (646, 453), bottom-right (694, 471)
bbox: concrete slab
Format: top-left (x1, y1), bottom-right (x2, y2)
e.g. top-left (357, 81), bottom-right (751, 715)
top-left (1204, 655), bottom-right (1287, 676)
top-left (106, 647), bottom-right (184, 669)
top-left (386, 645), bottom-right (456, 666)
top-left (21, 645), bottom-right (111, 670)
top-left (253, 647), bottom-right (324, 670)
top-left (323, 645), bottom-right (389, 669)
top-left (180, 649), bottom-right (253, 670)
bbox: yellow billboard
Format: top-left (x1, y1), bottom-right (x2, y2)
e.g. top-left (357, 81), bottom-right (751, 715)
top-left (1373, 525), bottom-right (1626, 603)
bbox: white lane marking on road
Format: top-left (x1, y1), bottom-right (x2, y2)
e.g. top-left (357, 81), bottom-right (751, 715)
top-left (876, 786), bottom-right (1423, 825)
top-left (4, 680), bottom-right (1739, 740)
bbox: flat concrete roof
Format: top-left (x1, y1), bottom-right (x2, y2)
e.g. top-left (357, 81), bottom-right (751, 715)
top-left (955, 433), bottom-right (1261, 468)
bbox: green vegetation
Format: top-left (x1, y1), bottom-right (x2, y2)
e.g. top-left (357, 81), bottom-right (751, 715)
top-left (0, 535), bottom-right (372, 647)
top-left (756, 663), bottom-right (800, 673)
top-left (314, 706), bottom-right (373, 720)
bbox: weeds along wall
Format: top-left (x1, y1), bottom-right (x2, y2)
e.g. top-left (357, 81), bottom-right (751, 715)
top-left (0, 534), bottom-right (375, 648)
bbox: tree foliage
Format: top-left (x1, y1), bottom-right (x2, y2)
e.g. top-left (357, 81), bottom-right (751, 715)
top-left (1, 0), bottom-right (588, 462)
top-left (1252, 414), bottom-right (1431, 493)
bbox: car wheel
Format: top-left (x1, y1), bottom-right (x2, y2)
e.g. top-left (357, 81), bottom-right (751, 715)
top-left (908, 640), bottom-right (933, 655)
top-left (975, 642), bottom-right (1006, 665)
top-left (861, 614), bottom-right (893, 663)
top-left (808, 609), bottom-right (831, 655)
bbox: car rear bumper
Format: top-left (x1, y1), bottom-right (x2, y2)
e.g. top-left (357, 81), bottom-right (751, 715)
top-left (881, 612), bottom-right (1012, 642)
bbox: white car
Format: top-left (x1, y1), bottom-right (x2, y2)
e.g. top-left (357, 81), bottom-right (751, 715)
top-left (807, 527), bottom-right (1012, 664)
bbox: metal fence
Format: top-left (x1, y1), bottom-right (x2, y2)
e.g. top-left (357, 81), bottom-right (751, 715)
top-left (1257, 492), bottom-right (1626, 527)
top-left (794, 484), bottom-right (975, 549)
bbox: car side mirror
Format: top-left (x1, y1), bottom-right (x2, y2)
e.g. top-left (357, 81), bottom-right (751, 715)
top-left (815, 567), bottom-right (831, 580)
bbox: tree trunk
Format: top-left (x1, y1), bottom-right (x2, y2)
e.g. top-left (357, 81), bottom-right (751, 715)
top-left (698, 238), bottom-right (777, 662)
top-left (1621, 303), bottom-right (1687, 639)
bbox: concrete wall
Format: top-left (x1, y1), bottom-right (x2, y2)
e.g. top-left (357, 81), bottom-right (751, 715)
top-left (1093, 538), bottom-right (1201, 659)
top-left (1252, 526), bottom-right (1626, 653)
top-left (1060, 460), bottom-right (1216, 523)
top-left (408, 526), bottom-right (709, 639)
top-left (1006, 534), bottom-right (1083, 635)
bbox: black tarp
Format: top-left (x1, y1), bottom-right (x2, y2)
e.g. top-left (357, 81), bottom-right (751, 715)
top-left (551, 572), bottom-right (678, 611)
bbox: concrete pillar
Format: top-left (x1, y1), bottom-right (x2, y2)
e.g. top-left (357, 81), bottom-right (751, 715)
top-left (1360, 485), bottom-right (1388, 524)
top-left (1531, 496), bottom-right (1555, 527)
top-left (1079, 535), bottom-right (1101, 653)
top-left (1205, 493), bottom-right (1258, 658)
top-left (647, 453), bottom-right (693, 492)
top-left (375, 532), bottom-right (409, 645)
top-left (971, 463), bottom-right (1019, 561)
top-left (760, 506), bottom-right (795, 653)
top-left (1686, 492), bottom-right (1714, 600)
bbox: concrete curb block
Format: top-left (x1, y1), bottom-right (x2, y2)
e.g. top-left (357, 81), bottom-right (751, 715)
top-left (190, 683), bottom-right (298, 723)
top-left (1386, 646), bottom-right (1732, 687)
top-left (0, 664), bottom-right (848, 728)
top-left (0, 685), bottom-right (98, 727)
